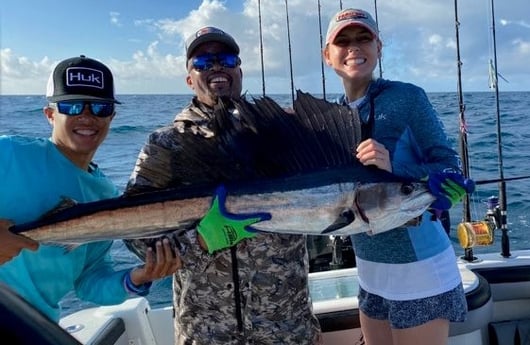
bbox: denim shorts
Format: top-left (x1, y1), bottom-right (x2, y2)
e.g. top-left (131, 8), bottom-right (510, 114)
top-left (358, 284), bottom-right (467, 329)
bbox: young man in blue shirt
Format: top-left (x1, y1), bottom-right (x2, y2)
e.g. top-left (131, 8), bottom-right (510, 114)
top-left (0, 55), bottom-right (181, 322)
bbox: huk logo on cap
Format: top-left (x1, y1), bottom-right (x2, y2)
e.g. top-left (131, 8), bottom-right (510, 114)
top-left (66, 67), bottom-right (104, 90)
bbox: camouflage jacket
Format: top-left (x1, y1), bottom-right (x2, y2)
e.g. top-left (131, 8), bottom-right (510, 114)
top-left (125, 97), bottom-right (321, 345)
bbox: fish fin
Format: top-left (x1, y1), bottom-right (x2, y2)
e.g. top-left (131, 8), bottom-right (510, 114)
top-left (171, 99), bottom-right (260, 183)
top-left (39, 242), bottom-right (80, 254)
top-left (168, 91), bottom-right (373, 185)
top-left (61, 244), bottom-right (79, 253)
top-left (321, 209), bottom-right (356, 234)
top-left (124, 231), bottom-right (187, 263)
top-left (40, 197), bottom-right (79, 218)
top-left (292, 90), bottom-right (362, 167)
top-left (231, 91), bottom-right (363, 174)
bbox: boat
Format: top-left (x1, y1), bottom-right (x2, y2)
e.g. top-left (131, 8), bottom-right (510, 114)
top-left (3, 1), bottom-right (529, 345)
top-left (55, 1), bottom-right (530, 342)
top-left (1, 245), bottom-right (529, 345)
top-left (51, 251), bottom-right (530, 345)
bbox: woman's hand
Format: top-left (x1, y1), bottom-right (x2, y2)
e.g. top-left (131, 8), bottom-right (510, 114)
top-left (355, 139), bottom-right (392, 172)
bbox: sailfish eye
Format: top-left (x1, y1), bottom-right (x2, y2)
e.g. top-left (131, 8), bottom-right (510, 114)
top-left (340, 209), bottom-right (355, 222)
top-left (400, 183), bottom-right (414, 195)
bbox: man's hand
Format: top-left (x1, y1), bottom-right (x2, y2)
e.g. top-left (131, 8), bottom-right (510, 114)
top-left (129, 237), bottom-right (182, 286)
top-left (0, 219), bottom-right (39, 265)
top-left (197, 186), bottom-right (271, 254)
top-left (427, 172), bottom-right (475, 210)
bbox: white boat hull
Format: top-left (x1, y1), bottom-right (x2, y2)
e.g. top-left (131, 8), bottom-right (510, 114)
top-left (56, 249), bottom-right (530, 345)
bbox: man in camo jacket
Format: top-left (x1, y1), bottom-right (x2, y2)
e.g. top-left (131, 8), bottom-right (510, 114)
top-left (124, 26), bottom-right (322, 345)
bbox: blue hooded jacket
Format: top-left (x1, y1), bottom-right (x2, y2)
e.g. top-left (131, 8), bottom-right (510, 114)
top-left (338, 79), bottom-right (463, 300)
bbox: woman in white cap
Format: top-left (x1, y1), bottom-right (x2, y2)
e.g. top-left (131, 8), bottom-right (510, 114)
top-left (323, 8), bottom-right (469, 345)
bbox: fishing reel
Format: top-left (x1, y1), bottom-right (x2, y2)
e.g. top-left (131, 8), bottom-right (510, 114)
top-left (307, 235), bottom-right (356, 272)
top-left (457, 196), bottom-right (500, 249)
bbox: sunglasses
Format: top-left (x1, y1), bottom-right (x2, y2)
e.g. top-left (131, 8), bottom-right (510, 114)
top-left (191, 53), bottom-right (241, 71)
top-left (54, 101), bottom-right (115, 118)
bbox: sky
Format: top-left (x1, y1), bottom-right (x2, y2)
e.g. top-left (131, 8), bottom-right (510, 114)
top-left (1, 0), bottom-right (529, 96)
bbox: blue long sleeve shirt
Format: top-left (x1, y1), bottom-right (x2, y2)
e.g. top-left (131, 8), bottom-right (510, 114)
top-left (339, 79), bottom-right (463, 300)
top-left (0, 135), bottom-right (131, 321)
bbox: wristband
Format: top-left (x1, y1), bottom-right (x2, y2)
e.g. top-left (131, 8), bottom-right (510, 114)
top-left (124, 270), bottom-right (152, 296)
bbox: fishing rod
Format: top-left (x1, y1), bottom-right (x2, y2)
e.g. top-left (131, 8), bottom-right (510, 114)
top-left (317, 0), bottom-right (326, 100)
top-left (373, 0), bottom-right (383, 78)
top-left (475, 175), bottom-right (530, 186)
top-left (489, 0), bottom-right (510, 258)
top-left (284, 0), bottom-right (295, 105)
top-left (258, 0), bottom-right (266, 96)
top-left (453, 0), bottom-right (475, 262)
top-left (458, 0), bottom-right (512, 258)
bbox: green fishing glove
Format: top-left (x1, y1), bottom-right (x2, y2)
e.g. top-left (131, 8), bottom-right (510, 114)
top-left (197, 186), bottom-right (271, 254)
top-left (427, 172), bottom-right (475, 210)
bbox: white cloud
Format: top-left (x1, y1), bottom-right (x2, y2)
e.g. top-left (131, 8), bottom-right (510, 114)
top-left (500, 19), bottom-right (530, 29)
top-left (110, 12), bottom-right (122, 27)
top-left (1, 49), bottom-right (55, 94)
top-left (518, 20), bottom-right (530, 29)
top-left (515, 39), bottom-right (530, 54)
top-left (2, 0), bottom-right (529, 95)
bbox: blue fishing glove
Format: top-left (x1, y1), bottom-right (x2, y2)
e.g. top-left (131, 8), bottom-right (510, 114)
top-left (197, 186), bottom-right (271, 254)
top-left (427, 172), bottom-right (475, 210)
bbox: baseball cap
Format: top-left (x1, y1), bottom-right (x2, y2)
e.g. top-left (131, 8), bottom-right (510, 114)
top-left (326, 8), bottom-right (379, 44)
top-left (46, 55), bottom-right (121, 103)
top-left (185, 26), bottom-right (240, 59)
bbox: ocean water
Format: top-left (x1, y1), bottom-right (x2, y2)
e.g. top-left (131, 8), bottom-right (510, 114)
top-left (2, 91), bottom-right (530, 317)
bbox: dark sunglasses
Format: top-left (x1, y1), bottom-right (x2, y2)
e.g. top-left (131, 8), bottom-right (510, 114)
top-left (54, 101), bottom-right (115, 118)
top-left (191, 53), bottom-right (241, 71)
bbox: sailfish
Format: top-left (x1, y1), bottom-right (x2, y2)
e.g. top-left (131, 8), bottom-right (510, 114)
top-left (10, 91), bottom-right (435, 259)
